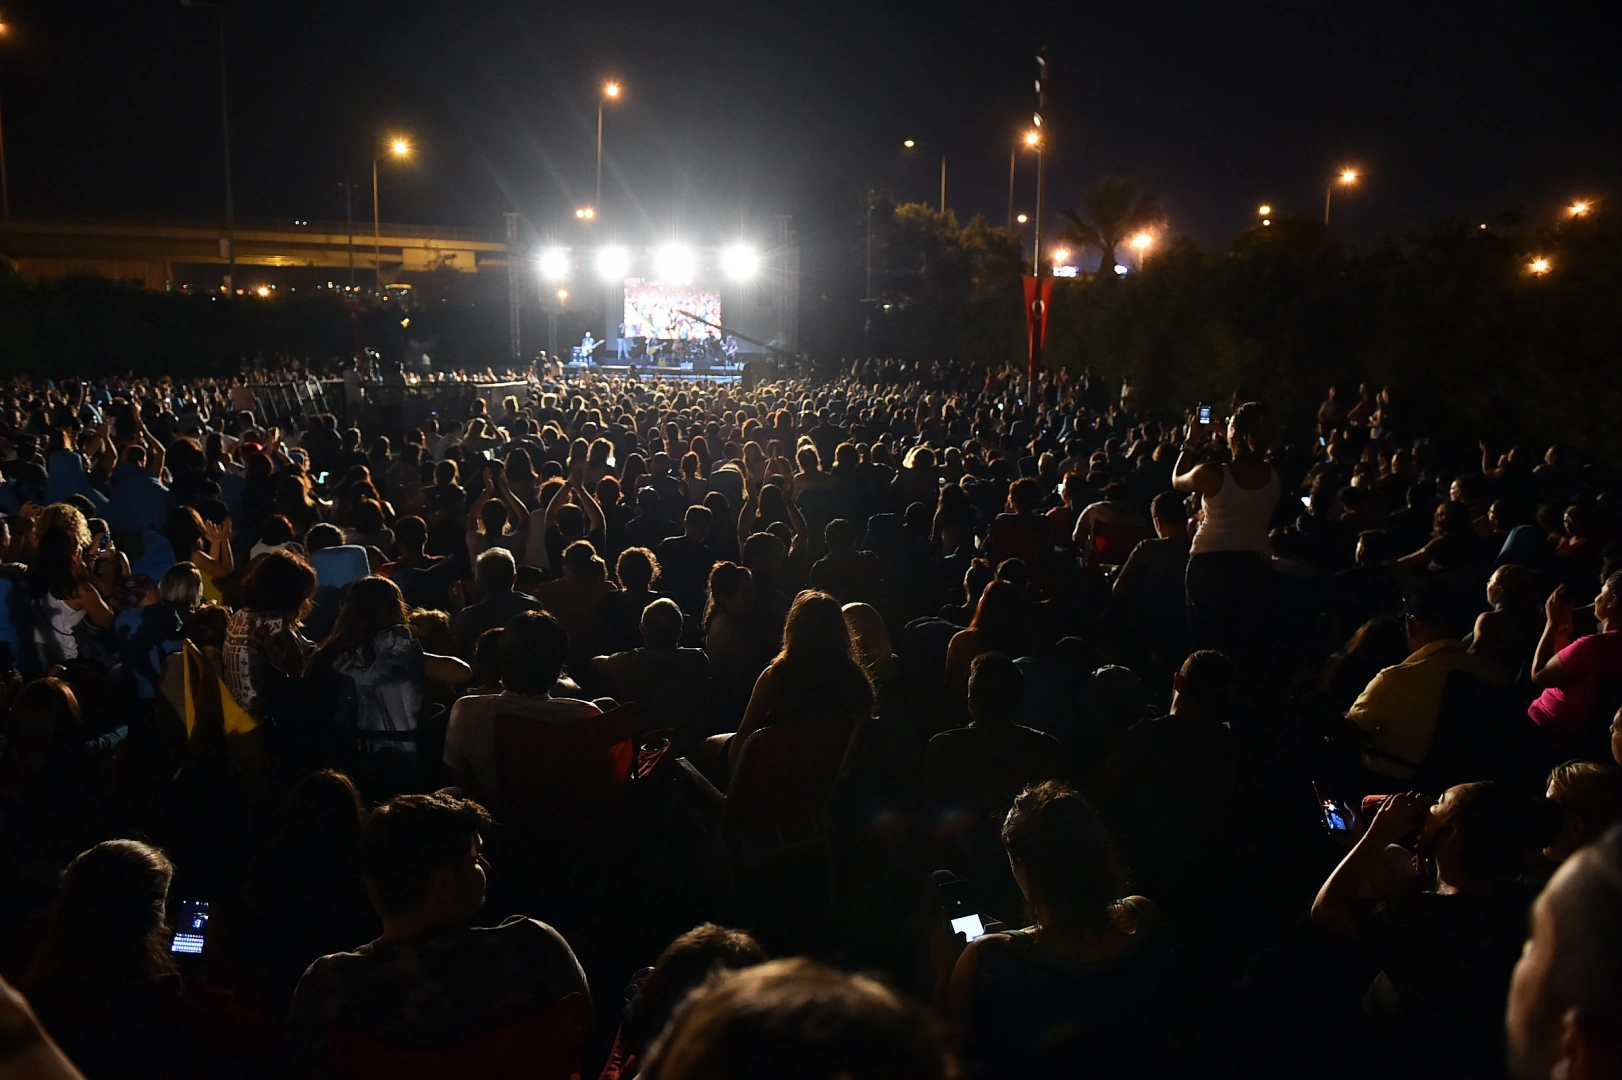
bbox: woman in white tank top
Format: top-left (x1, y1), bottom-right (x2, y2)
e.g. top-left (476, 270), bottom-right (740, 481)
top-left (1172, 403), bottom-right (1280, 668)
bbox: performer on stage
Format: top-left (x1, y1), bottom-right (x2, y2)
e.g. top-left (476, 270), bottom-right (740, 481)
top-left (580, 331), bottom-right (596, 364)
top-left (616, 322), bottom-right (630, 360)
top-left (724, 335), bottom-right (740, 365)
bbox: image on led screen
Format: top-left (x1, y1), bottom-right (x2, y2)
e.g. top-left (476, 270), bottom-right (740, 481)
top-left (623, 281), bottom-right (721, 340)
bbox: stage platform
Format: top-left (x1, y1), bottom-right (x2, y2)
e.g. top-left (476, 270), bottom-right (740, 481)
top-left (562, 362), bottom-right (740, 383)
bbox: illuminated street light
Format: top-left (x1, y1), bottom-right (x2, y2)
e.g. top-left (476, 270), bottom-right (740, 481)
top-left (1009, 132), bottom-right (1040, 228)
top-left (1130, 232), bottom-right (1153, 270)
top-left (1050, 247), bottom-right (1071, 265)
top-left (1570, 201), bottom-right (1590, 217)
top-left (1257, 204), bottom-right (1272, 216)
top-left (556, 289), bottom-right (569, 303)
top-left (373, 135), bottom-right (415, 292)
top-left (0, 17), bottom-right (10, 219)
top-left (654, 244), bottom-right (696, 284)
top-left (721, 244), bottom-right (760, 281)
top-left (255, 285), bottom-right (270, 297)
top-left (1325, 167), bottom-right (1359, 224)
top-left (902, 139), bottom-right (946, 212)
top-left (597, 80), bottom-right (621, 212)
top-left (1016, 213), bottom-right (1028, 224)
top-left (595, 245), bottom-right (629, 281)
top-left (1529, 257), bottom-right (1551, 275)
top-left (538, 247), bottom-right (570, 281)
top-left (575, 206), bottom-right (596, 221)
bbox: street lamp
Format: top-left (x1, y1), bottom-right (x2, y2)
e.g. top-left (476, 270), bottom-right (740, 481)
top-left (1529, 257), bottom-right (1551, 275)
top-left (0, 17), bottom-right (11, 220)
top-left (373, 137), bottom-right (412, 293)
top-left (1324, 168), bottom-right (1358, 224)
top-left (902, 139), bottom-right (946, 214)
top-left (1130, 232), bottom-right (1152, 270)
top-left (1008, 130), bottom-right (1040, 229)
top-left (597, 81), bottom-right (619, 213)
top-left (1016, 213), bottom-right (1028, 224)
top-left (1570, 201), bottom-right (1591, 217)
top-left (1050, 247), bottom-right (1071, 266)
top-left (575, 206), bottom-right (595, 221)
top-left (180, 0), bottom-right (235, 290)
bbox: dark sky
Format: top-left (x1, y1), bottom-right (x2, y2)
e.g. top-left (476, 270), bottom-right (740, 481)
top-left (3, 0), bottom-right (1619, 251)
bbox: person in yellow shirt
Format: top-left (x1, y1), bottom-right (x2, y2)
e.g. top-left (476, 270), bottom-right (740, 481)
top-left (1346, 584), bottom-right (1508, 778)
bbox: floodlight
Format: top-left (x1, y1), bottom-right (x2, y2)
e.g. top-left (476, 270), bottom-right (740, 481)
top-left (722, 245), bottom-right (760, 281)
top-left (538, 248), bottom-right (570, 281)
top-left (655, 244), bottom-right (696, 284)
top-left (595, 246), bottom-right (630, 281)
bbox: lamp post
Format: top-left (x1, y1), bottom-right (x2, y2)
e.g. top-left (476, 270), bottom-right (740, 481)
top-left (1008, 130), bottom-right (1040, 232)
top-left (180, 0), bottom-right (235, 291)
top-left (1324, 168), bottom-right (1358, 225)
top-left (597, 81), bottom-right (619, 213)
top-left (1130, 232), bottom-right (1152, 271)
top-left (373, 138), bottom-right (411, 293)
top-left (0, 18), bottom-right (10, 219)
top-left (901, 140), bottom-right (946, 214)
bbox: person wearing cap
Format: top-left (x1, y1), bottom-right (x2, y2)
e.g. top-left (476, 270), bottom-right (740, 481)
top-left (1345, 583), bottom-right (1509, 779)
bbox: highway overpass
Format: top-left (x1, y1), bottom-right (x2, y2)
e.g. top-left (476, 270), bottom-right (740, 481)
top-left (0, 217), bottom-right (511, 290)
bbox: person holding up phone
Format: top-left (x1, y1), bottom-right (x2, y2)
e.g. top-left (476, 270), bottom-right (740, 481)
top-left (1172, 401), bottom-right (1280, 675)
top-left (1310, 784), bottom-right (1538, 1077)
top-left (930, 782), bottom-right (1170, 1078)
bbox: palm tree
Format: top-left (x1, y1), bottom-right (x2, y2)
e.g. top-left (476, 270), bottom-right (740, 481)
top-left (1057, 177), bottom-right (1165, 278)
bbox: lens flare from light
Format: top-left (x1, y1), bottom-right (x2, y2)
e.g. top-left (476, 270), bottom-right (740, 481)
top-left (721, 245), bottom-right (760, 281)
top-left (538, 248), bottom-right (570, 281)
top-left (654, 244), bottom-right (696, 284)
top-left (595, 246), bottom-right (630, 281)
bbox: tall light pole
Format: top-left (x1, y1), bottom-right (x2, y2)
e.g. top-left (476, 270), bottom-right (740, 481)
top-left (863, 185), bottom-right (873, 358)
top-left (340, 176), bottom-right (356, 288)
top-left (373, 137), bottom-right (411, 293)
top-left (180, 1), bottom-right (235, 292)
top-left (1324, 168), bottom-right (1358, 225)
top-left (1130, 232), bottom-right (1152, 271)
top-left (901, 140), bottom-right (946, 214)
top-left (597, 81), bottom-right (619, 213)
top-left (0, 18), bottom-right (10, 219)
top-left (1032, 49), bottom-right (1049, 279)
top-left (1009, 129), bottom-right (1039, 230)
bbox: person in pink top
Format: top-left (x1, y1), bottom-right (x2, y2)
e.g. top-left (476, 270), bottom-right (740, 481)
top-left (1530, 573), bottom-right (1622, 752)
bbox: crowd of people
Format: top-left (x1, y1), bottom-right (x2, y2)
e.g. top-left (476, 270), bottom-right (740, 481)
top-left (0, 360), bottom-right (1620, 1079)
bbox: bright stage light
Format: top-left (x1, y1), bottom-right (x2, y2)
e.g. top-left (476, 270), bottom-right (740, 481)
top-left (595, 246), bottom-right (630, 281)
top-left (654, 244), bottom-right (696, 284)
top-left (538, 248), bottom-right (570, 281)
top-left (722, 245), bottom-right (760, 281)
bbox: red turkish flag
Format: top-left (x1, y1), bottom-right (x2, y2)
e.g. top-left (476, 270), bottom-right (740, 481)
top-left (1022, 275), bottom-right (1055, 384)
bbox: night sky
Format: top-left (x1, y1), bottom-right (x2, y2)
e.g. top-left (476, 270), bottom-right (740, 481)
top-left (2, 0), bottom-right (1618, 252)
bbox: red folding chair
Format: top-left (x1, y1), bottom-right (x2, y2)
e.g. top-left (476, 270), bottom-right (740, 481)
top-left (675, 714), bottom-right (858, 910)
top-left (1089, 519), bottom-right (1155, 568)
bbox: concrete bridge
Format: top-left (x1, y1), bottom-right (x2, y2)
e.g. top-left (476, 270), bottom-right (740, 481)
top-left (0, 216), bottom-right (510, 290)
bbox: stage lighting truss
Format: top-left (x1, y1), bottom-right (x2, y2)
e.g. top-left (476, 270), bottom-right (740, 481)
top-left (595, 246), bottom-right (631, 281)
top-left (654, 244), bottom-right (697, 285)
top-left (538, 248), bottom-right (570, 281)
top-left (721, 245), bottom-right (760, 281)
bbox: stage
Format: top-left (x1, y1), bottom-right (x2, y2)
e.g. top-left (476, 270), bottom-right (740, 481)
top-left (561, 362), bottom-right (741, 383)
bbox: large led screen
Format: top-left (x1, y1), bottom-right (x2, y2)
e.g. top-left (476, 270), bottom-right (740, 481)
top-left (623, 280), bottom-right (721, 340)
